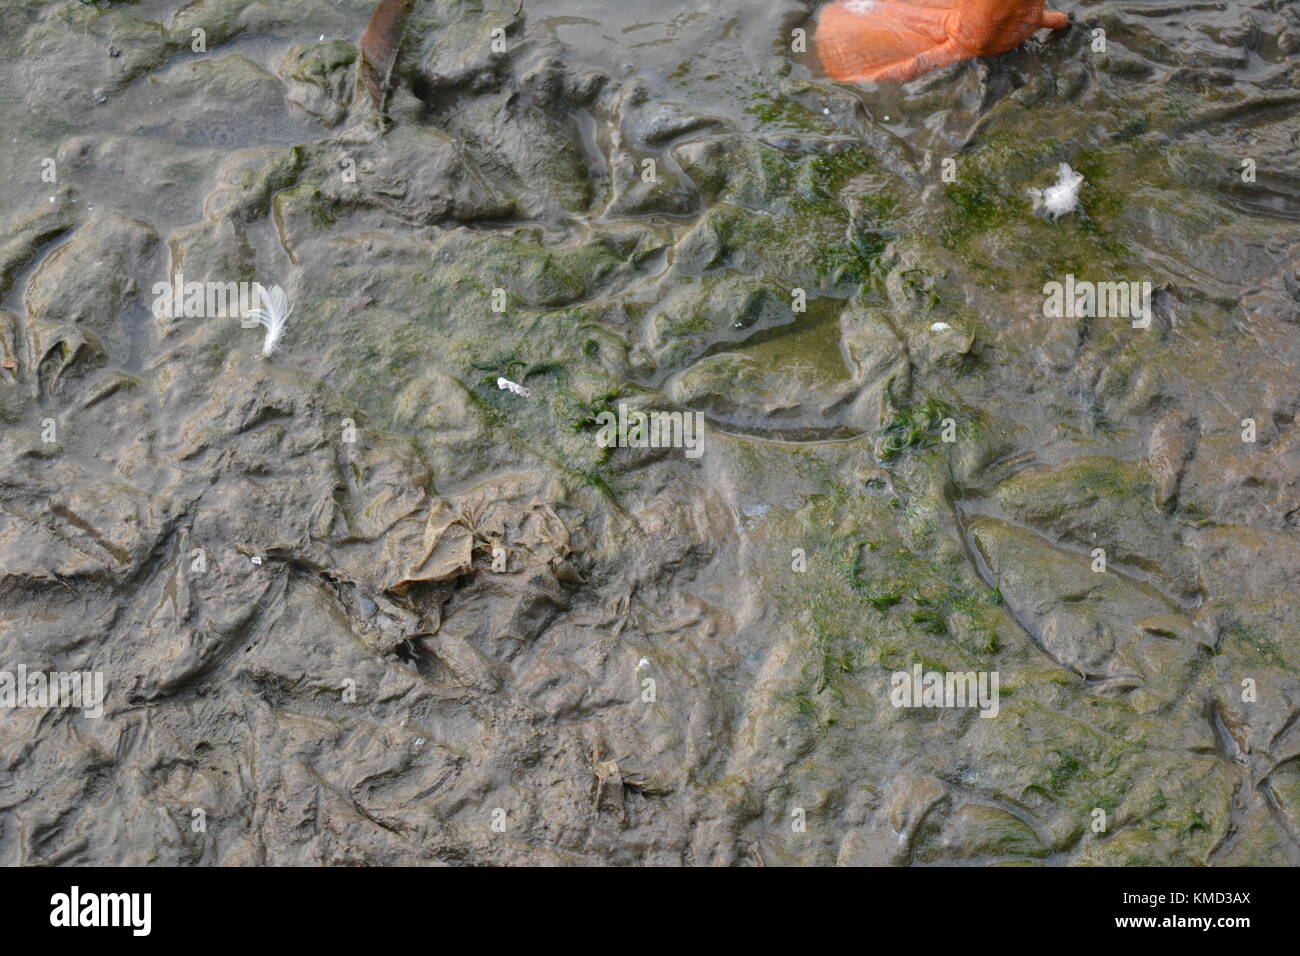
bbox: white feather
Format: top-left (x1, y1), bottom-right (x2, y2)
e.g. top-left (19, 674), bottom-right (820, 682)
top-left (1028, 163), bottom-right (1084, 221)
top-left (244, 284), bottom-right (293, 357)
top-left (497, 376), bottom-right (531, 397)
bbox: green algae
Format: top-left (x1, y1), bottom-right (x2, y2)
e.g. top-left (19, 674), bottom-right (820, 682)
top-left (876, 397), bottom-right (955, 461)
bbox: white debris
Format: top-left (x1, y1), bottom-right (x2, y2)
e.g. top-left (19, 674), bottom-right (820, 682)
top-left (1028, 163), bottom-right (1084, 221)
top-left (497, 376), bottom-right (531, 397)
top-left (243, 284), bottom-right (293, 357)
top-left (930, 321), bottom-right (952, 332)
top-left (250, 556), bottom-right (263, 566)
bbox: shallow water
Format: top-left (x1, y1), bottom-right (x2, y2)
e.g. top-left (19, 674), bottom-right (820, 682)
top-left (0, 0), bottom-right (1296, 866)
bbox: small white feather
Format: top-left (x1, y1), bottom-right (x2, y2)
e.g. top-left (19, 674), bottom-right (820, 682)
top-left (1028, 163), bottom-right (1084, 221)
top-left (497, 376), bottom-right (531, 397)
top-left (244, 284), bottom-right (293, 357)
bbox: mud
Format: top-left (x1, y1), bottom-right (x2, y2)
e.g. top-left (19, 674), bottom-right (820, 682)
top-left (0, 0), bottom-right (1296, 865)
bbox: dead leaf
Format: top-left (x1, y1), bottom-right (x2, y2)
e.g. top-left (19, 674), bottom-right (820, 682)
top-left (386, 500), bottom-right (474, 594)
top-left (359, 0), bottom-right (415, 111)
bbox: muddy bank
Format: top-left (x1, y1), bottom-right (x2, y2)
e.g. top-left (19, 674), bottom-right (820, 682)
top-left (0, 0), bottom-right (1296, 865)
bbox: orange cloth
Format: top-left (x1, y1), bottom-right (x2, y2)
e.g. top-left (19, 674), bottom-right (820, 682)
top-left (816, 0), bottom-right (1070, 83)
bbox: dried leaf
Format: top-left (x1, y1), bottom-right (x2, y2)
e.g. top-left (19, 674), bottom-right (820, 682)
top-left (359, 0), bottom-right (415, 111)
top-left (386, 501), bottom-right (474, 594)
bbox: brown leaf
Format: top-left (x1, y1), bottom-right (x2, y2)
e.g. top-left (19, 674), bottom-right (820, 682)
top-left (385, 501), bottom-right (475, 595)
top-left (359, 0), bottom-right (415, 111)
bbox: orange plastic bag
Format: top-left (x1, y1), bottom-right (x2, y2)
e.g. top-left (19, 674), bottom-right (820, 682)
top-left (816, 0), bottom-right (1070, 84)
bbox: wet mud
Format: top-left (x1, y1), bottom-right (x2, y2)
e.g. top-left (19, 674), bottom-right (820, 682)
top-left (0, 0), bottom-right (1296, 865)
